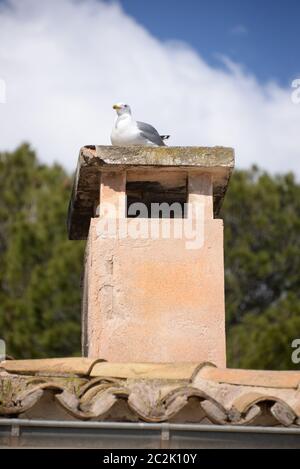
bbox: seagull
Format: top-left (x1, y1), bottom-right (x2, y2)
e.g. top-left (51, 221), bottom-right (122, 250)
top-left (111, 102), bottom-right (170, 146)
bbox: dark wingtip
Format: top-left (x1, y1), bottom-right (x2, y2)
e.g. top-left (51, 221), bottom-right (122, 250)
top-left (160, 135), bottom-right (170, 140)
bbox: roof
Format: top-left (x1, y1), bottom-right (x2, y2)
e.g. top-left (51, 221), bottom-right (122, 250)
top-left (67, 145), bottom-right (235, 240)
top-left (1, 358), bottom-right (300, 426)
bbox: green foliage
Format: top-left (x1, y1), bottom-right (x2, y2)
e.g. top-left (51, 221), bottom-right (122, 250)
top-left (0, 144), bottom-right (84, 358)
top-left (222, 167), bottom-right (300, 369)
top-left (0, 145), bottom-right (300, 369)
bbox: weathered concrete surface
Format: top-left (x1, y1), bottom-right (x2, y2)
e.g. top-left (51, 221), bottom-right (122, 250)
top-left (68, 145), bottom-right (234, 240)
top-left (82, 217), bottom-right (226, 365)
top-left (94, 145), bottom-right (234, 167)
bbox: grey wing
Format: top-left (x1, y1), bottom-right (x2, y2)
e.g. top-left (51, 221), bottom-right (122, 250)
top-left (137, 121), bottom-right (166, 146)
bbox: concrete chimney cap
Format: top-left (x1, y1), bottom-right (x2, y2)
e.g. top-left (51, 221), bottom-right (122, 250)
top-left (67, 145), bottom-right (235, 240)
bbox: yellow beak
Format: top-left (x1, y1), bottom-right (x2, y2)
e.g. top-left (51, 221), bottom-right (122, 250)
top-left (113, 104), bottom-right (121, 110)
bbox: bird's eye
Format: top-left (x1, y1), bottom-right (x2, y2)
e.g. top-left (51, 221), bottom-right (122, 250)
top-left (124, 104), bottom-right (128, 107)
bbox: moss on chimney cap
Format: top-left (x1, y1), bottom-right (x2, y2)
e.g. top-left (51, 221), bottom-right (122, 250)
top-left (67, 145), bottom-right (235, 240)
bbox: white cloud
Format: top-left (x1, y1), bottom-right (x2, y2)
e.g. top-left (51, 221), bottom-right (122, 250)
top-left (0, 77), bottom-right (6, 103)
top-left (0, 0), bottom-right (299, 175)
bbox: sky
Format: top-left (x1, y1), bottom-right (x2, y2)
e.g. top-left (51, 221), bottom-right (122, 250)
top-left (120, 0), bottom-right (300, 87)
top-left (0, 0), bottom-right (300, 174)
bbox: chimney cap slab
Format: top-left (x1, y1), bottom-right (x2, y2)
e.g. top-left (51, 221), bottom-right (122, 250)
top-left (67, 145), bottom-right (235, 240)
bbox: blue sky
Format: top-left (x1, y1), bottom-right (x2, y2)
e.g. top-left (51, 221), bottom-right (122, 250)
top-left (0, 0), bottom-right (300, 174)
top-left (119, 0), bottom-right (300, 86)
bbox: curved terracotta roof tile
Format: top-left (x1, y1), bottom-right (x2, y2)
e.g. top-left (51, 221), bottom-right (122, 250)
top-left (1, 359), bottom-right (300, 426)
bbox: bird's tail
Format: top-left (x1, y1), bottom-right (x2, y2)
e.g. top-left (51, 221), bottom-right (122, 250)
top-left (160, 135), bottom-right (170, 141)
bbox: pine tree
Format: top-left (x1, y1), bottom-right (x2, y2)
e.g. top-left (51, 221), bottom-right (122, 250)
top-left (0, 144), bottom-right (84, 358)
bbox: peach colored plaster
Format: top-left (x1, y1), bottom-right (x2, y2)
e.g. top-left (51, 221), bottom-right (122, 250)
top-left (82, 170), bottom-right (226, 367)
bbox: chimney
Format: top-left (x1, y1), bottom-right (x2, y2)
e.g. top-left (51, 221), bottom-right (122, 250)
top-left (68, 145), bottom-right (234, 366)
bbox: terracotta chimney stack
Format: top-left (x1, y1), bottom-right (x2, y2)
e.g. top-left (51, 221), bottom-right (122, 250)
top-left (68, 145), bottom-right (234, 366)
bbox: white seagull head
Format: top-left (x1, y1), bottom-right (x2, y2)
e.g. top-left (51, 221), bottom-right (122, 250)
top-left (112, 102), bottom-right (132, 116)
